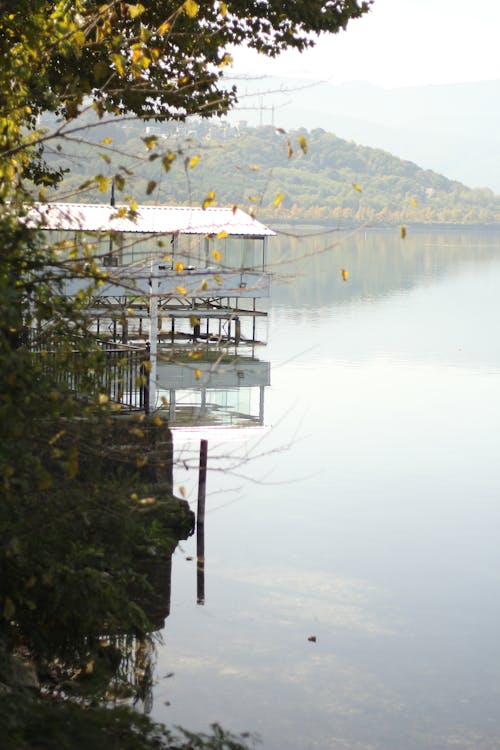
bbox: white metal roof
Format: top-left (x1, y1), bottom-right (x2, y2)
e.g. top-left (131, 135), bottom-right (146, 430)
top-left (25, 202), bottom-right (276, 237)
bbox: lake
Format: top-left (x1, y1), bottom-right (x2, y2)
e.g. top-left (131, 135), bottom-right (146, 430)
top-left (151, 227), bottom-right (500, 750)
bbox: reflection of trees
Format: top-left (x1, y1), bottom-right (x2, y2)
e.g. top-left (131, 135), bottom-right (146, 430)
top-left (271, 229), bottom-right (500, 308)
top-left (0, 415), bottom-right (194, 712)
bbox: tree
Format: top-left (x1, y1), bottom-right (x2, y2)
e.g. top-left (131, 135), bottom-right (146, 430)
top-left (1, 1), bottom-right (372, 123)
top-left (0, 1), bottom-right (372, 746)
top-left (0, 1), bottom-right (373, 200)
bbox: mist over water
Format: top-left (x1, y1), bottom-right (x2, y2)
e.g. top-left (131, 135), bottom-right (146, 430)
top-left (152, 228), bottom-right (500, 750)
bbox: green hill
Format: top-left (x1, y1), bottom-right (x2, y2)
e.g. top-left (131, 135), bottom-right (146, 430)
top-left (49, 118), bottom-right (500, 226)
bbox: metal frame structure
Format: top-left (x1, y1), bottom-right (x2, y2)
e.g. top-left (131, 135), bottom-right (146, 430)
top-left (27, 202), bottom-right (275, 413)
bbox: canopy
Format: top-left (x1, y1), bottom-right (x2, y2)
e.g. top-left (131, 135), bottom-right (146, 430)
top-left (25, 202), bottom-right (276, 238)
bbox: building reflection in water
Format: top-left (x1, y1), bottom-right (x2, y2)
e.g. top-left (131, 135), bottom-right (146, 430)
top-left (156, 350), bottom-right (270, 428)
top-left (157, 347), bottom-right (271, 607)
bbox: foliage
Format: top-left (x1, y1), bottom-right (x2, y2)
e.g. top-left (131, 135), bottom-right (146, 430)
top-left (0, 1), bottom-right (371, 125)
top-left (0, 694), bottom-right (257, 750)
top-left (0, 0), bottom-right (372, 746)
top-left (0, 466), bottom-right (193, 660)
top-left (0, 0), bottom-right (372, 202)
top-left (45, 117), bottom-right (500, 224)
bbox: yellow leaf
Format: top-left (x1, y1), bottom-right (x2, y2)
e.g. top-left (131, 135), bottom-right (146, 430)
top-left (179, 485), bottom-right (187, 498)
top-left (101, 136), bottom-right (113, 145)
top-left (219, 53), bottom-right (233, 68)
top-left (128, 4), bottom-right (146, 19)
top-left (153, 415), bottom-right (162, 426)
top-left (157, 21), bottom-right (170, 35)
top-left (67, 446), bottom-right (79, 480)
top-left (248, 195), bottom-right (260, 203)
top-left (175, 261), bottom-right (184, 273)
top-left (195, 368), bottom-right (202, 380)
top-left (162, 152), bottom-right (176, 171)
top-left (200, 279), bottom-right (208, 291)
top-left (341, 268), bottom-right (349, 282)
top-left (298, 135), bottom-right (308, 154)
top-left (202, 191), bottom-right (215, 210)
top-left (142, 135), bottom-right (157, 151)
top-left (212, 250), bottom-right (221, 262)
top-left (111, 53), bottom-right (126, 76)
top-left (273, 192), bottom-right (284, 207)
top-left (96, 175), bottom-right (109, 193)
top-left (220, 1), bottom-right (227, 16)
top-left (216, 230), bottom-right (228, 239)
top-left (183, 0), bottom-right (199, 17)
top-left (176, 286), bottom-right (187, 296)
top-left (410, 198), bottom-right (418, 207)
top-left (3, 597), bottom-right (15, 620)
top-left (98, 393), bottom-right (109, 405)
top-left (189, 155), bottom-right (200, 169)
top-left (352, 183), bottom-right (363, 193)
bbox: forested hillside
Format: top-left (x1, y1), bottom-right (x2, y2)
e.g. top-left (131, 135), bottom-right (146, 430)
top-left (51, 117), bottom-right (500, 226)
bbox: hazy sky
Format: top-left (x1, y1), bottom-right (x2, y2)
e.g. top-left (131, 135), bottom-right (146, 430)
top-left (231, 0), bottom-right (500, 88)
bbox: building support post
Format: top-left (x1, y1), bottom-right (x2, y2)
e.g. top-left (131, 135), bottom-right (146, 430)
top-left (148, 259), bottom-right (158, 414)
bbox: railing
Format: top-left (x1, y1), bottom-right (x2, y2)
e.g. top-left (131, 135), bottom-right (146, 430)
top-left (26, 331), bottom-right (150, 412)
top-left (100, 346), bottom-right (150, 411)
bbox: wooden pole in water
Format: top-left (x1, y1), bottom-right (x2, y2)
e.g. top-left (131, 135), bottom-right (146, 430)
top-left (196, 439), bottom-right (208, 605)
top-left (165, 427), bottom-right (173, 495)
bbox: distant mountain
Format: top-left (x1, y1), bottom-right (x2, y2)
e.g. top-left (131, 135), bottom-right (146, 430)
top-left (54, 120), bottom-right (500, 226)
top-left (226, 77), bottom-right (500, 193)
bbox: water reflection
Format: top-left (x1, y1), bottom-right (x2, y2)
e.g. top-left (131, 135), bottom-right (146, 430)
top-left (156, 349), bottom-right (270, 427)
top-left (271, 226), bottom-right (500, 309)
top-left (151, 229), bottom-right (500, 750)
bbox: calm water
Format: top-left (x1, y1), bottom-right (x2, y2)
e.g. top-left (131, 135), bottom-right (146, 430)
top-left (152, 229), bottom-right (500, 750)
